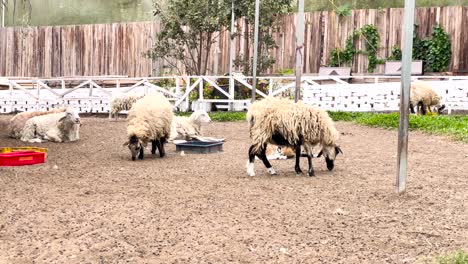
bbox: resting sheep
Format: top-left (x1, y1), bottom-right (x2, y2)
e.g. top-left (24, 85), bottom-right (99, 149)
top-left (247, 97), bottom-right (342, 177)
top-left (168, 110), bottom-right (213, 142)
top-left (8, 108), bottom-right (66, 138)
top-left (123, 92), bottom-right (173, 161)
top-left (20, 107), bottom-right (81, 143)
top-left (410, 81), bottom-right (445, 115)
top-left (109, 93), bottom-right (144, 120)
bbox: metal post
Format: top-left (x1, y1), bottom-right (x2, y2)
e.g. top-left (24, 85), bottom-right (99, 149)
top-left (213, 0), bottom-right (222, 76)
top-left (396, 0), bottom-right (415, 194)
top-left (251, 0), bottom-right (260, 102)
top-left (228, 0), bottom-right (236, 109)
top-left (1, 0), bottom-right (5, 28)
top-left (295, 0), bottom-right (304, 103)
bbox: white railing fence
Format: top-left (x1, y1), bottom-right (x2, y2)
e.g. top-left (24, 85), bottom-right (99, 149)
top-left (0, 75), bottom-right (467, 114)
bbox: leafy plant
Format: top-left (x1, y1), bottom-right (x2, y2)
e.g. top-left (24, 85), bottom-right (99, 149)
top-left (387, 45), bottom-right (402, 60)
top-left (436, 250), bottom-right (468, 264)
top-left (334, 4), bottom-right (351, 17)
top-left (425, 24), bottom-right (452, 72)
top-left (277, 68), bottom-right (294, 75)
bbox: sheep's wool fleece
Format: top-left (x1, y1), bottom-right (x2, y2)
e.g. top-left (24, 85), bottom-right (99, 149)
top-left (411, 81), bottom-right (441, 106)
top-left (127, 92), bottom-right (174, 142)
top-left (248, 97), bottom-right (339, 153)
top-left (20, 112), bottom-right (69, 142)
top-left (169, 116), bottom-right (200, 141)
top-left (8, 108), bottom-right (65, 138)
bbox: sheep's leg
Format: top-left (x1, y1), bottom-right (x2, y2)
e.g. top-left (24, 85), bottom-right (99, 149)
top-left (409, 103), bottom-right (415, 114)
top-left (295, 145), bottom-right (303, 175)
top-left (419, 102), bottom-right (427, 115)
top-left (306, 154), bottom-right (315, 177)
top-left (151, 140), bottom-right (157, 154)
top-left (157, 140), bottom-right (166, 158)
top-left (247, 145), bottom-right (256, 177)
top-left (259, 145), bottom-right (276, 175)
top-left (138, 147), bottom-right (144, 160)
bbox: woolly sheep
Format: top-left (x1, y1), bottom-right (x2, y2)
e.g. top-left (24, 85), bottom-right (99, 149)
top-left (168, 110), bottom-right (211, 142)
top-left (123, 92), bottom-right (174, 161)
top-left (410, 81), bottom-right (445, 115)
top-left (109, 93), bottom-right (144, 120)
top-left (20, 107), bottom-right (81, 143)
top-left (8, 108), bottom-right (66, 138)
top-left (246, 97), bottom-right (342, 177)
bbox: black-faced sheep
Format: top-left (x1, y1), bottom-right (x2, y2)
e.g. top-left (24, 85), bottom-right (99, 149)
top-left (109, 93), bottom-right (144, 120)
top-left (123, 92), bottom-right (174, 161)
top-left (20, 107), bottom-right (81, 143)
top-left (8, 108), bottom-right (66, 138)
top-left (247, 97), bottom-right (342, 177)
top-left (410, 81), bottom-right (445, 115)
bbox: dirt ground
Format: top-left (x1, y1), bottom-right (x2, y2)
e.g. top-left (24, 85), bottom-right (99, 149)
top-left (0, 115), bottom-right (467, 263)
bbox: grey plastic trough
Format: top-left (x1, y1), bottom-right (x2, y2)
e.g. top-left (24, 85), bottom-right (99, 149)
top-left (175, 141), bottom-right (224, 154)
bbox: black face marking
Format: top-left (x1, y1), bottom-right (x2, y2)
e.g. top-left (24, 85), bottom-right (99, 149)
top-left (438, 104), bottom-right (446, 114)
top-left (325, 157), bottom-right (334, 171)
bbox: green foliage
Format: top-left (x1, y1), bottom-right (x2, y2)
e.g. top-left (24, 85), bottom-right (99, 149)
top-left (176, 111), bottom-right (246, 122)
top-left (329, 112), bottom-right (468, 143)
top-left (436, 250), bottom-right (468, 264)
top-left (387, 45), bottom-right (402, 60)
top-left (230, 0), bottom-right (292, 75)
top-left (277, 68), bottom-right (295, 75)
top-left (329, 24), bottom-right (385, 72)
top-left (334, 4), bottom-right (351, 17)
top-left (413, 24), bottom-right (452, 72)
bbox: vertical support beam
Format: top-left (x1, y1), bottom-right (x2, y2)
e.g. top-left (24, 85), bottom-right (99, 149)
top-left (199, 78), bottom-right (203, 100)
top-left (295, 0), bottom-right (305, 103)
top-left (175, 77), bottom-right (180, 96)
top-left (185, 77), bottom-right (191, 111)
top-left (251, 0), bottom-right (260, 103)
top-left (268, 78), bottom-right (273, 96)
top-left (228, 0), bottom-right (236, 110)
top-left (396, 0), bottom-right (415, 194)
top-left (36, 80), bottom-right (40, 111)
top-left (1, 0), bottom-right (5, 28)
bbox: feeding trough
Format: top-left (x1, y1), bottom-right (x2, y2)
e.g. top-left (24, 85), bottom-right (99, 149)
top-left (0, 147), bottom-right (47, 167)
top-left (175, 141), bottom-right (224, 154)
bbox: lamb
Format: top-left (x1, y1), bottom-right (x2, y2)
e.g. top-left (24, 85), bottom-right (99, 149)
top-left (246, 97), bottom-right (342, 177)
top-left (8, 108), bottom-right (66, 138)
top-left (123, 92), bottom-right (174, 161)
top-left (20, 107), bottom-right (81, 143)
top-left (410, 80), bottom-right (445, 115)
top-left (109, 93), bottom-right (144, 120)
top-left (168, 110), bottom-right (215, 142)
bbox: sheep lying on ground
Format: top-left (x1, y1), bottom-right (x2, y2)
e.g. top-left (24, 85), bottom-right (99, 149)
top-left (8, 108), bottom-right (66, 138)
top-left (123, 92), bottom-right (173, 161)
top-left (410, 81), bottom-right (445, 115)
top-left (20, 107), bottom-right (81, 143)
top-left (168, 110), bottom-right (222, 143)
top-left (109, 93), bottom-right (144, 120)
top-left (247, 97), bottom-right (342, 177)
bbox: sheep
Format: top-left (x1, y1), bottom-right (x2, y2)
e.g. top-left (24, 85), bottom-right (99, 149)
top-left (168, 110), bottom-right (212, 142)
top-left (8, 108), bottom-right (66, 139)
top-left (123, 92), bottom-right (174, 161)
top-left (246, 97), bottom-right (342, 177)
top-left (109, 93), bottom-right (144, 120)
top-left (410, 81), bottom-right (446, 115)
top-left (20, 107), bottom-right (81, 143)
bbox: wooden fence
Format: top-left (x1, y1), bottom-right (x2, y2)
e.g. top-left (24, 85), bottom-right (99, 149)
top-left (0, 6), bottom-right (466, 78)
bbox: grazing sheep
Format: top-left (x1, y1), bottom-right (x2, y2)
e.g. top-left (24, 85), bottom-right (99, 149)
top-left (168, 110), bottom-right (212, 142)
top-left (123, 92), bottom-right (173, 161)
top-left (109, 93), bottom-right (144, 120)
top-left (20, 107), bottom-right (81, 143)
top-left (8, 108), bottom-right (66, 138)
top-left (410, 81), bottom-right (446, 115)
top-left (246, 97), bottom-right (342, 177)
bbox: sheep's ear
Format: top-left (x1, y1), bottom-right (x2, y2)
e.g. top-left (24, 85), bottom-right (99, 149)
top-left (123, 141), bottom-right (129, 146)
top-left (58, 116), bottom-right (67, 122)
top-left (316, 150), bottom-right (323, 158)
top-left (335, 146), bottom-right (343, 155)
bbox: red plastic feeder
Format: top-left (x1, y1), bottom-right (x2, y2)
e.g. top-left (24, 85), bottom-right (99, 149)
top-left (0, 147), bottom-right (47, 167)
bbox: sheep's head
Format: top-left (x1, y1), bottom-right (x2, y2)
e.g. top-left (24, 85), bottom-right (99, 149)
top-left (58, 108), bottom-right (81, 129)
top-left (123, 134), bottom-right (143, 161)
top-left (191, 110), bottom-right (211, 124)
top-left (316, 145), bottom-right (343, 171)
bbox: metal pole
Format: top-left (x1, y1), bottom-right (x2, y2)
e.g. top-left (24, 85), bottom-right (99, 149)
top-left (228, 0), bottom-right (236, 108)
top-left (251, 0), bottom-right (260, 102)
top-left (396, 0), bottom-right (415, 194)
top-left (294, 0), bottom-right (304, 103)
top-left (1, 0), bottom-right (5, 28)
top-left (213, 0), bottom-right (221, 76)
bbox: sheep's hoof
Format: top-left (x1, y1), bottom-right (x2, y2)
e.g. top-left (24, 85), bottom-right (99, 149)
top-left (295, 168), bottom-right (303, 175)
top-left (267, 168), bottom-right (277, 175)
top-left (308, 171), bottom-right (315, 177)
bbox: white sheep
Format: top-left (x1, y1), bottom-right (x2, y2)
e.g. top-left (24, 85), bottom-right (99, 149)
top-left (109, 93), bottom-right (144, 120)
top-left (123, 92), bottom-right (174, 161)
top-left (168, 110), bottom-right (212, 142)
top-left (246, 97), bottom-right (342, 177)
top-left (410, 80), bottom-right (446, 115)
top-left (20, 107), bottom-right (81, 143)
top-left (8, 108), bottom-right (66, 138)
